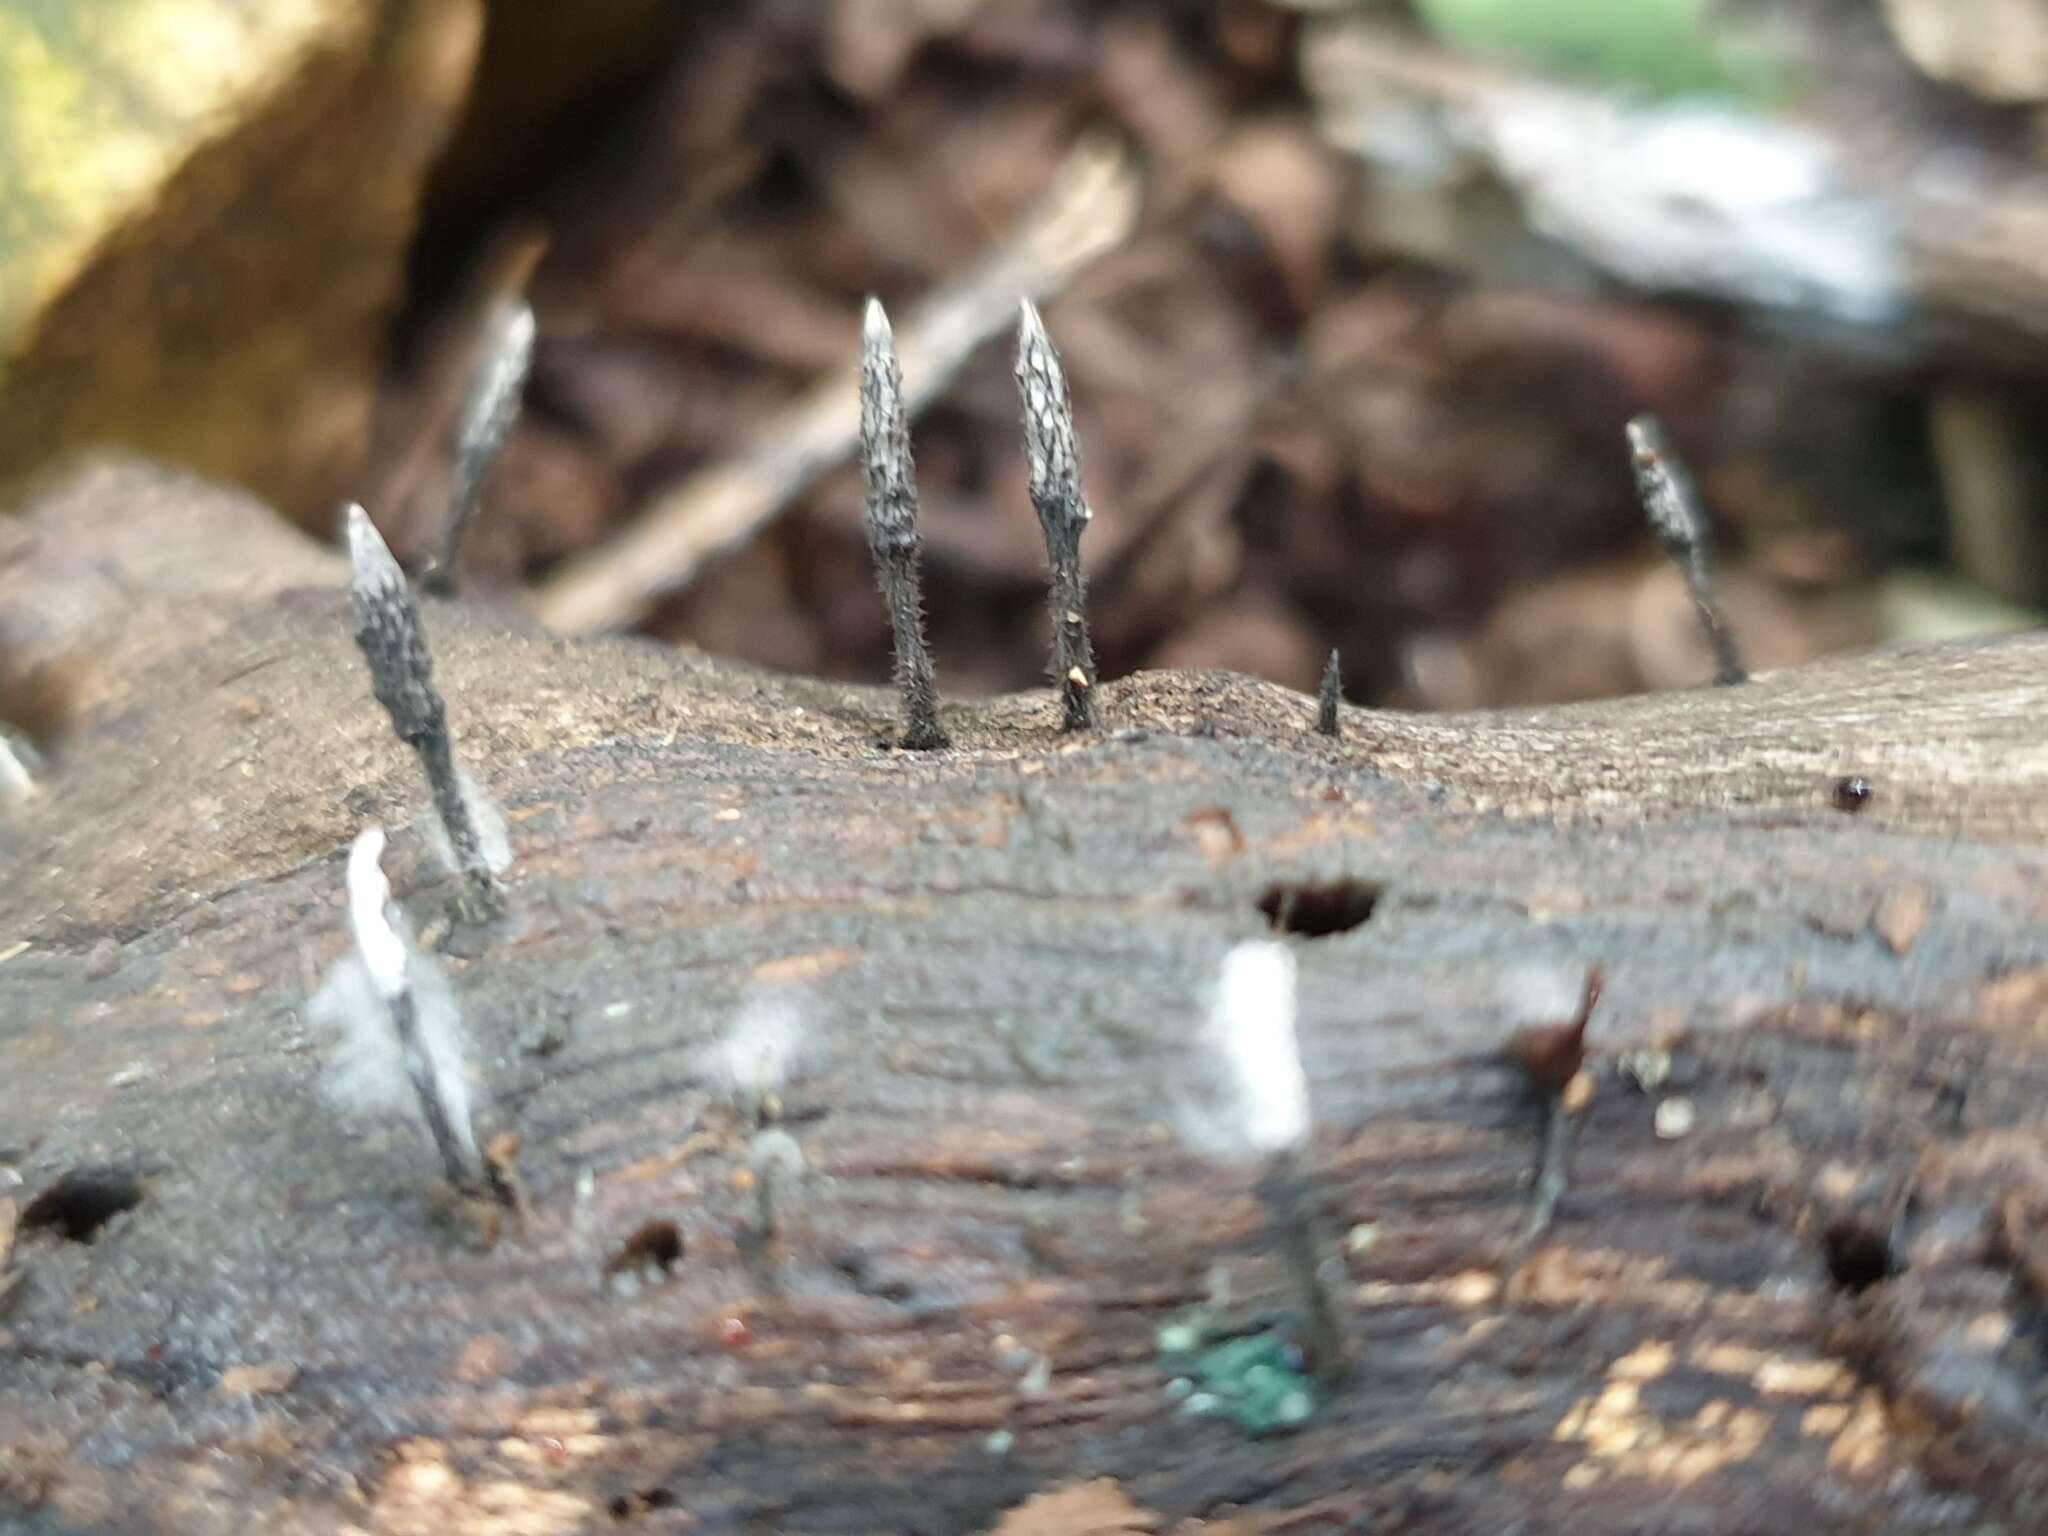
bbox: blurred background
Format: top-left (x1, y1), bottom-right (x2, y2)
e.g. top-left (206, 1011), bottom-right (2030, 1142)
top-left (6, 0), bottom-right (2048, 711)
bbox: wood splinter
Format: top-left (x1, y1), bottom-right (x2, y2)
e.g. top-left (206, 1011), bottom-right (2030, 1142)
top-left (856, 298), bottom-right (948, 750)
top-left (1627, 415), bottom-right (1746, 687)
top-left (1015, 299), bottom-right (1098, 731)
top-left (345, 504), bottom-right (506, 918)
top-left (422, 298), bottom-right (535, 597)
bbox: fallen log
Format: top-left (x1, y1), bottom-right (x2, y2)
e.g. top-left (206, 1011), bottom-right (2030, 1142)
top-left (2, 460), bottom-right (2045, 1532)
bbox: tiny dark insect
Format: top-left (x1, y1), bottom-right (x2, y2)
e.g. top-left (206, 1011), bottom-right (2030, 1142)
top-left (1832, 776), bottom-right (1872, 813)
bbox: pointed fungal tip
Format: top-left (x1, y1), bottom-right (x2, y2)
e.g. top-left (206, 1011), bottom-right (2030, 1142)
top-left (505, 297), bottom-right (537, 349)
top-left (351, 822), bottom-right (388, 866)
top-left (863, 295), bottom-right (891, 344)
top-left (1017, 296), bottom-right (1047, 345)
top-left (344, 825), bottom-right (406, 998)
top-left (1624, 414), bottom-right (1667, 469)
top-left (344, 504), bottom-right (401, 586)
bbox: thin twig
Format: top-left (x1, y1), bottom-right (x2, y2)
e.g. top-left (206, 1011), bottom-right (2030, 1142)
top-left (531, 134), bottom-right (1142, 635)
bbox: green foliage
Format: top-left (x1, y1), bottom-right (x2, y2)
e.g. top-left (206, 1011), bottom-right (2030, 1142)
top-left (1412, 0), bottom-right (1786, 100)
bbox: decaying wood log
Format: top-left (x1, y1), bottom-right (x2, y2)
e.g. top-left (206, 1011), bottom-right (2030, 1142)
top-left (3, 460), bottom-right (2047, 1533)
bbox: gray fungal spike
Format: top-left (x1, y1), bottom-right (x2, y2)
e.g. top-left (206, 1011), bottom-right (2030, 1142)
top-left (1015, 299), bottom-right (1097, 730)
top-left (1316, 650), bottom-right (1342, 738)
top-left (424, 298), bottom-right (535, 597)
top-left (344, 504), bottom-right (504, 916)
top-left (1626, 415), bottom-right (1746, 687)
top-left (856, 299), bottom-right (948, 750)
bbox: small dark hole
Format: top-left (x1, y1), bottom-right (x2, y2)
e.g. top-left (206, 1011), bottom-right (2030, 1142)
top-left (605, 1219), bottom-right (683, 1278)
top-left (21, 1168), bottom-right (144, 1243)
top-left (1822, 1217), bottom-right (1899, 1293)
top-left (610, 1488), bottom-right (674, 1520)
top-left (1257, 879), bottom-right (1383, 938)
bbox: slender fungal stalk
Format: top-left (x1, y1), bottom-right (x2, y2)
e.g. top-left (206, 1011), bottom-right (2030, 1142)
top-left (424, 299), bottom-right (535, 597)
top-left (1015, 300), bottom-right (1097, 730)
top-left (346, 828), bottom-right (480, 1189)
top-left (345, 504), bottom-right (502, 915)
top-left (1258, 1152), bottom-right (1348, 1381)
top-left (1316, 649), bottom-right (1342, 738)
top-left (389, 990), bottom-right (474, 1188)
top-left (856, 299), bottom-right (948, 749)
top-left (1626, 415), bottom-right (1746, 686)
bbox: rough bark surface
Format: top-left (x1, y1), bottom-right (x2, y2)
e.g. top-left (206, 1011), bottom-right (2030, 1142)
top-left (2, 461), bottom-right (2047, 1534)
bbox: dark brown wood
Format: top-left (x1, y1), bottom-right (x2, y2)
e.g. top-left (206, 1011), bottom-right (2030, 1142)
top-left (2, 461), bottom-right (2046, 1533)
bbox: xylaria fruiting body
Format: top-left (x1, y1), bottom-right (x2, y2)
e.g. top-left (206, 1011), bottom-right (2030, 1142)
top-left (1316, 650), bottom-right (1342, 738)
top-left (424, 299), bottom-right (535, 597)
top-left (1194, 941), bottom-right (1347, 1380)
top-left (857, 299), bottom-right (948, 750)
top-left (338, 827), bottom-right (480, 1189)
top-left (1626, 415), bottom-right (1746, 687)
top-left (1015, 300), bottom-right (1098, 730)
top-left (345, 504), bottom-right (505, 915)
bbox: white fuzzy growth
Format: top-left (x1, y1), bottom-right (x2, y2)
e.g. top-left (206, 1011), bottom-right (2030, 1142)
top-left (346, 827), bottom-right (408, 998)
top-left (698, 995), bottom-right (807, 1105)
top-left (307, 947), bottom-right (477, 1159)
top-left (1181, 941), bottom-right (1309, 1162)
top-left (1214, 941), bottom-right (1309, 1153)
top-left (0, 732), bottom-right (34, 803)
top-left (748, 1127), bottom-right (805, 1180)
top-left (422, 768), bottom-right (512, 875)
top-left (863, 294), bottom-right (892, 347)
top-left (1498, 960), bottom-right (1586, 1026)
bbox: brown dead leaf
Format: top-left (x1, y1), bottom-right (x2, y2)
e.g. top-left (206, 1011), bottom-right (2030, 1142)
top-left (217, 1362), bottom-right (300, 1399)
top-left (986, 1478), bottom-right (1162, 1536)
top-left (1209, 121), bottom-right (1341, 316)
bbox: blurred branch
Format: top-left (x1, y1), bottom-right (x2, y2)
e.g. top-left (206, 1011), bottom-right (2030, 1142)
top-left (531, 133), bottom-right (1143, 636)
top-left (1302, 16), bottom-right (2048, 362)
